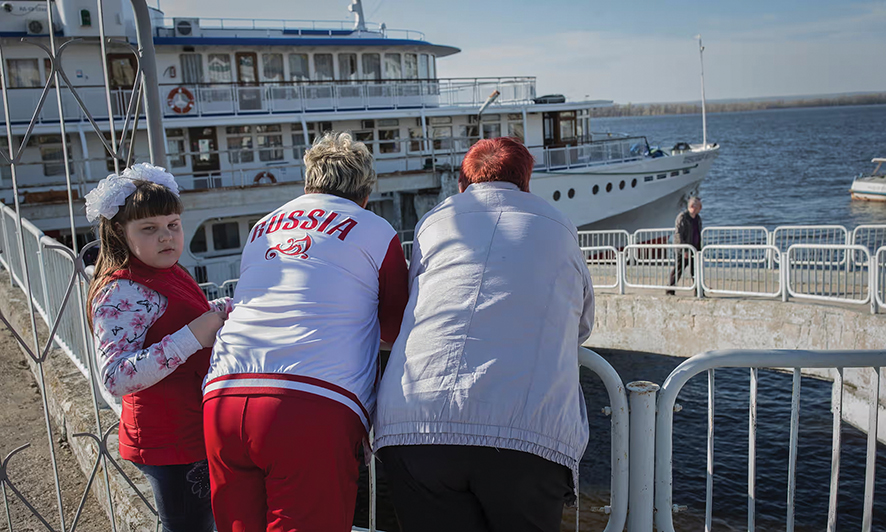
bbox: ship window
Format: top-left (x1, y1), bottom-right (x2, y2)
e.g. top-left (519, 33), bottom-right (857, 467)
top-left (644, 175), bottom-right (653, 182)
top-left (314, 54), bottom-right (334, 81)
top-left (419, 54), bottom-right (429, 79)
top-left (361, 53), bottom-right (381, 81)
top-left (292, 125), bottom-right (312, 158)
top-left (190, 225), bottom-right (207, 254)
top-left (315, 121), bottom-right (333, 134)
top-left (404, 53), bottom-right (418, 79)
top-left (180, 53), bottom-right (204, 84)
top-left (592, 185), bottom-right (599, 194)
top-left (432, 126), bottom-right (452, 150)
top-left (632, 178), bottom-right (637, 187)
top-left (212, 222), bottom-right (241, 251)
top-left (226, 126), bottom-right (253, 164)
top-left (428, 116), bottom-right (451, 125)
top-left (379, 126), bottom-right (400, 154)
top-left (338, 53), bottom-right (358, 81)
top-left (671, 171), bottom-right (679, 177)
top-left (553, 191), bottom-right (560, 201)
top-left (408, 128), bottom-right (424, 152)
top-left (207, 54), bottom-right (232, 83)
top-left (482, 123), bottom-right (501, 139)
top-left (289, 54), bottom-right (309, 81)
top-left (378, 119), bottom-right (399, 127)
top-left (29, 135), bottom-right (71, 176)
top-left (619, 180), bottom-right (625, 190)
top-left (459, 125), bottom-right (479, 149)
top-left (166, 128), bottom-right (187, 168)
top-left (6, 59), bottom-right (41, 88)
top-left (429, 56), bottom-right (436, 79)
top-left (606, 182), bottom-right (612, 192)
top-left (361, 120), bottom-right (375, 129)
top-left (354, 130), bottom-right (374, 154)
top-left (256, 124), bottom-right (283, 162)
top-left (508, 122), bottom-right (524, 143)
top-left (384, 53), bottom-right (401, 79)
top-left (262, 53), bottom-right (284, 82)
top-left (568, 188), bottom-right (575, 198)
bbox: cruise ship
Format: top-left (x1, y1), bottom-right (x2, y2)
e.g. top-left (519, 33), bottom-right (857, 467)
top-left (0, 0), bottom-right (719, 284)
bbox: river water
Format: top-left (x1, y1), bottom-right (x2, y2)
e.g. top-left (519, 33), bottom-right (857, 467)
top-left (357, 106), bottom-right (886, 531)
top-left (596, 104), bottom-right (886, 229)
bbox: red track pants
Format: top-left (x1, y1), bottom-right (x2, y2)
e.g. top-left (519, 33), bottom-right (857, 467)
top-left (203, 393), bottom-right (364, 532)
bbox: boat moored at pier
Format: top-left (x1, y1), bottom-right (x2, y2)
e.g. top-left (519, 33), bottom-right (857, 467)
top-left (0, 0), bottom-right (719, 284)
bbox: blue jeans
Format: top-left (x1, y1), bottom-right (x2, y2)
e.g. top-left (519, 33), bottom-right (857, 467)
top-left (134, 460), bottom-right (215, 532)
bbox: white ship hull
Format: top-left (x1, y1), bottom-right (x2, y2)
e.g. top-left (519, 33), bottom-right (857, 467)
top-left (850, 176), bottom-right (886, 202)
top-left (531, 145), bottom-right (718, 231)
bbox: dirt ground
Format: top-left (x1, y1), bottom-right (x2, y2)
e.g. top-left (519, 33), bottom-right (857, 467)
top-left (0, 325), bottom-right (108, 532)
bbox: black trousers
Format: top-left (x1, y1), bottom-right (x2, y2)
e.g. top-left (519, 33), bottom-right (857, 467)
top-left (379, 445), bottom-right (572, 532)
top-left (668, 250), bottom-right (696, 286)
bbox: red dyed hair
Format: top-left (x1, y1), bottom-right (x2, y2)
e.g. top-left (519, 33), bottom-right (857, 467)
top-left (459, 137), bottom-right (534, 192)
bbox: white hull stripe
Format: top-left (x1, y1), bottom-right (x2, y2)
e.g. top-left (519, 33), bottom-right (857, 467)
top-left (203, 378), bottom-right (369, 431)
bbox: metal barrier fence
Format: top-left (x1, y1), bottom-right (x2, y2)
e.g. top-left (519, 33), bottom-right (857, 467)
top-left (581, 246), bottom-right (620, 290)
top-left (623, 244), bottom-right (697, 294)
top-left (653, 350), bottom-right (884, 532)
top-left (700, 245), bottom-right (782, 297)
top-left (785, 245), bottom-right (871, 306)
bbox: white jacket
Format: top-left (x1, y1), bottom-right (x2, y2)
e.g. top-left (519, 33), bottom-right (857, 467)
top-left (374, 182), bottom-right (594, 481)
top-left (205, 193), bottom-right (408, 432)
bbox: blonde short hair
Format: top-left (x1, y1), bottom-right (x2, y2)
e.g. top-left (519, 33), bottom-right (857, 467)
top-left (303, 131), bottom-right (376, 202)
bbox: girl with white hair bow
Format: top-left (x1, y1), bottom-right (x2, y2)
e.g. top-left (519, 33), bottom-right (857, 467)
top-left (84, 163), bottom-right (230, 532)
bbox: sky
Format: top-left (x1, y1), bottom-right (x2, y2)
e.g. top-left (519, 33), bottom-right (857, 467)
top-left (159, 0), bottom-right (886, 104)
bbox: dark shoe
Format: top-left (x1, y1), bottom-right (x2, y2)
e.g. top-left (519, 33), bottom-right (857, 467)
top-left (665, 290), bottom-right (675, 296)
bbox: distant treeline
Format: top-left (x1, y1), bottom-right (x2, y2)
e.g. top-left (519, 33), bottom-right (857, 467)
top-left (591, 92), bottom-right (886, 117)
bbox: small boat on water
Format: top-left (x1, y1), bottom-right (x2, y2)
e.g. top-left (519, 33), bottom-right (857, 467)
top-left (849, 158), bottom-right (886, 201)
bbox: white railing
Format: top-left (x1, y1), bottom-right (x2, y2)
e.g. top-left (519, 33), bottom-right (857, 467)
top-left (578, 347), bottom-right (629, 532)
top-left (577, 229), bottom-right (630, 250)
top-left (401, 241), bottom-right (413, 262)
top-left (785, 244), bottom-right (871, 306)
top-left (877, 247), bottom-right (886, 311)
top-left (582, 246), bottom-right (620, 290)
top-left (198, 279), bottom-right (239, 300)
top-left (772, 225), bottom-right (850, 256)
top-left (653, 350), bottom-right (885, 532)
top-left (702, 225), bottom-right (769, 247)
top-left (623, 244), bottom-right (697, 293)
top-left (701, 245), bottom-right (782, 297)
top-left (633, 227), bottom-right (673, 245)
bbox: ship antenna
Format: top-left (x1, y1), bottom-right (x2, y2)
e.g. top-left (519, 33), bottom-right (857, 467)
top-left (696, 34), bottom-right (708, 149)
top-left (349, 0), bottom-right (367, 32)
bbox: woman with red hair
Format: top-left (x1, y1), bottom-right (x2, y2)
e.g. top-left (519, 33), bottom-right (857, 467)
top-left (375, 137), bottom-right (595, 532)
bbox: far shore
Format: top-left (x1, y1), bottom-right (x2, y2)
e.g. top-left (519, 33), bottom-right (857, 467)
top-left (592, 92), bottom-right (886, 117)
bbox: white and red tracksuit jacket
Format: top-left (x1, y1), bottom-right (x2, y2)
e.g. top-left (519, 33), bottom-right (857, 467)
top-left (203, 193), bottom-right (409, 431)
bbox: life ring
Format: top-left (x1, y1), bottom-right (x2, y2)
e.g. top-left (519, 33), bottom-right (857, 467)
top-left (254, 171), bottom-right (277, 185)
top-left (166, 87), bottom-right (194, 114)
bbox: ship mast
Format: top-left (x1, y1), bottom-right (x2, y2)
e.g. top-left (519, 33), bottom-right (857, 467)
top-left (696, 34), bottom-right (708, 148)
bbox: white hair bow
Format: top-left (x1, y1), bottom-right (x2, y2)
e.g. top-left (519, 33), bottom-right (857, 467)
top-left (84, 163), bottom-right (180, 223)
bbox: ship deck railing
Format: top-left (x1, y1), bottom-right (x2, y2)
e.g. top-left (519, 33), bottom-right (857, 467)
top-left (152, 17), bottom-right (425, 41)
top-left (0, 77), bottom-right (537, 125)
top-left (0, 134), bottom-right (655, 203)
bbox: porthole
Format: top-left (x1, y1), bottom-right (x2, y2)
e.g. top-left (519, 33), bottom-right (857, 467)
top-left (553, 190), bottom-right (561, 201)
top-left (568, 188), bottom-right (575, 199)
top-left (606, 183), bottom-right (612, 193)
top-left (592, 185), bottom-right (599, 195)
top-left (631, 178), bottom-right (637, 188)
top-left (619, 180), bottom-right (625, 190)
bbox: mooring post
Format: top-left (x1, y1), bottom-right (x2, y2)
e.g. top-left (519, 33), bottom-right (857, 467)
top-left (627, 380), bottom-right (659, 532)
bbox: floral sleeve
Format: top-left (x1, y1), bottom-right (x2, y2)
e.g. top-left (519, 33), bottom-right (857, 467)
top-left (92, 280), bottom-right (203, 397)
top-left (208, 297), bottom-right (233, 317)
